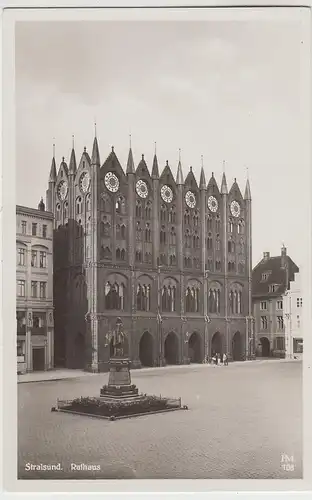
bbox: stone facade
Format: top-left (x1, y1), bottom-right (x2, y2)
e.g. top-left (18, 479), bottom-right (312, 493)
top-left (252, 247), bottom-right (299, 358)
top-left (16, 203), bottom-right (54, 373)
top-left (47, 136), bottom-right (254, 372)
top-left (283, 272), bottom-right (303, 360)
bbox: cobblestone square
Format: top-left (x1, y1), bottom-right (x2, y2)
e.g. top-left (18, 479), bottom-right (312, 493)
top-left (18, 360), bottom-right (302, 480)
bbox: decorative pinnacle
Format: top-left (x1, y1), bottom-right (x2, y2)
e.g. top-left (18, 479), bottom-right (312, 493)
top-left (62, 156), bottom-right (65, 162)
top-left (201, 155), bottom-right (204, 168)
top-left (222, 160), bottom-right (226, 172)
top-left (84, 146), bottom-right (86, 152)
top-left (112, 146), bottom-right (114, 152)
top-left (94, 120), bottom-right (97, 138)
top-left (72, 135), bottom-right (75, 149)
top-left (179, 148), bottom-right (181, 162)
top-left (129, 133), bottom-right (132, 148)
top-left (154, 141), bottom-right (157, 154)
top-left (52, 139), bottom-right (55, 158)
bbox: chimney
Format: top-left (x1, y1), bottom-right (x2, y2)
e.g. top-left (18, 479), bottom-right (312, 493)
top-left (281, 245), bottom-right (287, 268)
top-left (263, 251), bottom-right (270, 260)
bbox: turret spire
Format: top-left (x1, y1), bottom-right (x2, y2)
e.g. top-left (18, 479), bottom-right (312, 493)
top-left (199, 155), bottom-right (206, 189)
top-left (244, 178), bottom-right (251, 200)
top-left (69, 140), bottom-right (77, 174)
top-left (91, 135), bottom-right (100, 165)
top-left (152, 148), bottom-right (159, 178)
top-left (176, 149), bottom-right (184, 185)
top-left (49, 140), bottom-right (57, 182)
top-left (221, 172), bottom-right (228, 194)
top-left (126, 145), bottom-right (135, 174)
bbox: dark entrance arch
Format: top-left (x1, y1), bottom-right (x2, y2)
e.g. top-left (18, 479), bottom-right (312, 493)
top-left (164, 332), bottom-right (179, 365)
top-left (74, 332), bottom-right (85, 368)
top-left (232, 331), bottom-right (243, 361)
top-left (211, 331), bottom-right (223, 357)
top-left (188, 332), bottom-right (202, 363)
top-left (139, 331), bottom-right (154, 367)
top-left (260, 337), bottom-right (270, 357)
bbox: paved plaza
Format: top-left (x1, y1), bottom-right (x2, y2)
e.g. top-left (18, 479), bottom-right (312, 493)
top-left (18, 360), bottom-right (302, 480)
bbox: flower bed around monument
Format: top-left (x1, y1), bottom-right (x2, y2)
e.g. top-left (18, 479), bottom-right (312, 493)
top-left (57, 395), bottom-right (182, 418)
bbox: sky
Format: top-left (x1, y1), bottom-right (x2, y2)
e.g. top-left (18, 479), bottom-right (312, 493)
top-left (15, 18), bottom-right (310, 268)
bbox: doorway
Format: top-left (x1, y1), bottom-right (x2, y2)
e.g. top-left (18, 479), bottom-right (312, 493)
top-left (32, 348), bottom-right (45, 371)
top-left (164, 332), bottom-right (179, 365)
top-left (139, 331), bottom-right (154, 367)
top-left (260, 337), bottom-right (270, 357)
top-left (232, 331), bottom-right (243, 361)
top-left (188, 332), bottom-right (202, 363)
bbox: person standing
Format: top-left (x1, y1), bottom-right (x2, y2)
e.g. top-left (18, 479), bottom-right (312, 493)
top-left (223, 353), bottom-right (228, 366)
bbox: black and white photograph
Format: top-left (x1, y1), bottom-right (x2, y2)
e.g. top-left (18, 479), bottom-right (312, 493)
top-left (1, 3), bottom-right (312, 493)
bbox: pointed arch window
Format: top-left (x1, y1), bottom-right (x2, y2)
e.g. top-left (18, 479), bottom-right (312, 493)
top-left (160, 253), bottom-right (167, 265)
top-left (229, 289), bottom-right (242, 314)
top-left (206, 233), bottom-right (213, 250)
top-left (144, 252), bottom-right (152, 264)
top-left (162, 284), bottom-right (176, 312)
top-left (56, 203), bottom-right (61, 221)
top-left (169, 205), bottom-right (176, 223)
top-left (120, 224), bottom-right (126, 239)
top-left (64, 201), bottom-right (68, 220)
top-left (136, 221), bottom-right (142, 241)
top-left (116, 195), bottom-right (125, 214)
top-left (169, 254), bottom-right (176, 266)
top-left (208, 287), bottom-right (221, 314)
top-left (207, 216), bottom-right (213, 232)
top-left (76, 197), bottom-right (82, 215)
top-left (184, 210), bottom-right (191, 225)
top-left (160, 226), bottom-right (166, 244)
top-left (216, 217), bottom-right (221, 233)
top-left (184, 256), bottom-right (192, 268)
top-left (170, 227), bottom-right (176, 246)
top-left (145, 223), bottom-right (151, 242)
top-left (206, 259), bottom-right (213, 271)
top-left (145, 201), bottom-right (152, 220)
top-left (101, 246), bottom-right (111, 260)
top-left (193, 232), bottom-right (200, 249)
top-left (116, 248), bottom-right (126, 261)
top-left (136, 200), bottom-right (142, 218)
top-left (185, 229), bottom-right (191, 248)
top-left (160, 204), bottom-right (167, 223)
top-left (216, 237), bottom-right (221, 251)
top-left (228, 261), bottom-right (235, 272)
top-left (105, 282), bottom-right (125, 310)
top-left (185, 285), bottom-right (200, 313)
top-left (137, 284), bottom-right (151, 311)
top-left (135, 250), bottom-right (142, 263)
top-left (86, 195), bottom-right (91, 212)
top-left (193, 211), bottom-right (199, 227)
top-left (229, 221), bottom-right (234, 233)
top-left (216, 260), bottom-right (221, 271)
top-left (101, 194), bottom-right (111, 213)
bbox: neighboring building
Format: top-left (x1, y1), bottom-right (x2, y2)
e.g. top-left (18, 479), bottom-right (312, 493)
top-left (16, 201), bottom-right (54, 373)
top-left (252, 246), bottom-right (299, 358)
top-left (47, 134), bottom-right (254, 372)
top-left (283, 272), bottom-right (303, 360)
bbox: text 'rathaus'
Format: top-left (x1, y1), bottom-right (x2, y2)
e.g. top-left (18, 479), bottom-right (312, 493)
top-left (46, 134), bottom-right (253, 372)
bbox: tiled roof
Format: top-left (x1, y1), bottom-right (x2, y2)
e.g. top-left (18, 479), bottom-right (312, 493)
top-left (252, 255), bottom-right (299, 298)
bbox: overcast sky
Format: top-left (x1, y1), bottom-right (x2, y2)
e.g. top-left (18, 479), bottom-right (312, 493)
top-left (15, 19), bottom-right (310, 268)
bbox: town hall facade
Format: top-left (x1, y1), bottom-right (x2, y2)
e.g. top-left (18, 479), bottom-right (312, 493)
top-left (46, 135), bottom-right (254, 372)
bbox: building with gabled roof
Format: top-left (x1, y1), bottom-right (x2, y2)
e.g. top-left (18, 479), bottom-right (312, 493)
top-left (252, 246), bottom-right (299, 358)
top-left (47, 132), bottom-right (254, 372)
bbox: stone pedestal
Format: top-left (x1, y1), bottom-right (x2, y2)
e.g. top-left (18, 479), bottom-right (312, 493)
top-left (100, 357), bottom-right (139, 399)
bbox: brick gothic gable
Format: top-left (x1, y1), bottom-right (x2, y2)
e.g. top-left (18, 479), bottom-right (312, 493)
top-left (48, 137), bottom-right (253, 372)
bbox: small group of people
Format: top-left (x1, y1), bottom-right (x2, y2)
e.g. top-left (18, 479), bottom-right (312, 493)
top-left (210, 352), bottom-right (228, 366)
